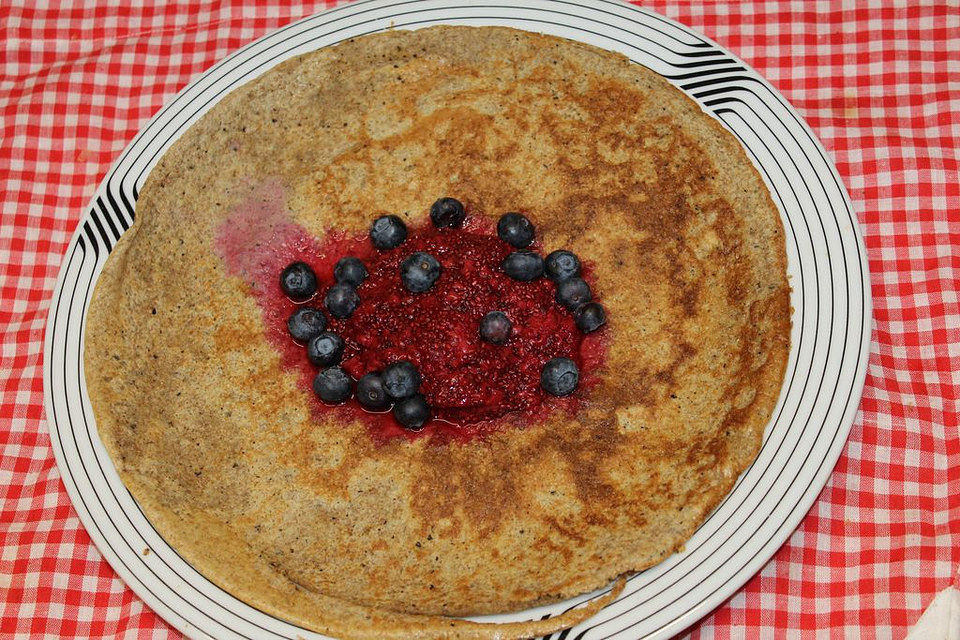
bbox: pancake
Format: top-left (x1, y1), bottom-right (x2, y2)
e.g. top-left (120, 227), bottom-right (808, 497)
top-left (84, 26), bottom-right (790, 638)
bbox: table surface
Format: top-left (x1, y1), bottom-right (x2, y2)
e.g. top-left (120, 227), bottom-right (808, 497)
top-left (2, 1), bottom-right (957, 637)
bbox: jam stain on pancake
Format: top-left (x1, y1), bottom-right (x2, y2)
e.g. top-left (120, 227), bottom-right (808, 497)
top-left (216, 187), bottom-right (608, 442)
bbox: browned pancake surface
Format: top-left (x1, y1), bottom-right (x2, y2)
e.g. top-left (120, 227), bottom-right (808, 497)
top-left (85, 26), bottom-right (790, 639)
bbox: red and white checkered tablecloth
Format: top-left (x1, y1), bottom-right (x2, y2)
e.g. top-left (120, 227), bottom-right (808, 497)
top-left (1, 1), bottom-right (957, 637)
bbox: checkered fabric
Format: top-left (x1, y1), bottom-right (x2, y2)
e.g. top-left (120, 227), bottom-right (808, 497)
top-left (1, 1), bottom-right (957, 637)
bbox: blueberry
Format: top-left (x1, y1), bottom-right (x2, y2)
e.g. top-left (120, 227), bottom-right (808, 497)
top-left (313, 366), bottom-right (352, 404)
top-left (497, 212), bottom-right (535, 248)
top-left (334, 257), bottom-right (368, 286)
top-left (480, 311), bottom-right (512, 345)
top-left (356, 372), bottom-right (391, 411)
top-left (382, 361), bottom-right (422, 400)
top-left (393, 394), bottom-right (431, 430)
top-left (325, 283), bottom-right (360, 319)
top-left (287, 307), bottom-right (327, 343)
top-left (575, 302), bottom-right (606, 333)
top-left (307, 332), bottom-right (346, 366)
top-left (429, 197), bottom-right (466, 228)
top-left (501, 250), bottom-right (544, 281)
top-left (280, 262), bottom-right (318, 301)
top-left (400, 251), bottom-right (441, 293)
top-left (541, 357), bottom-right (579, 397)
top-left (544, 250), bottom-right (581, 282)
top-left (370, 215), bottom-right (408, 250)
top-left (555, 277), bottom-right (592, 310)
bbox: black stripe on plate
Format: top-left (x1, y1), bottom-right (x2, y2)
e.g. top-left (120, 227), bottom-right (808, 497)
top-left (106, 185), bottom-right (135, 229)
top-left (681, 74), bottom-right (760, 91)
top-left (88, 208), bottom-right (114, 252)
top-left (81, 221), bottom-right (99, 260)
top-left (662, 65), bottom-right (746, 80)
top-left (94, 197), bottom-right (123, 241)
top-left (97, 198), bottom-right (121, 240)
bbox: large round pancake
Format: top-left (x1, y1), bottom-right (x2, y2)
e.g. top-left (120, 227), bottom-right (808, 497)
top-left (84, 26), bottom-right (790, 638)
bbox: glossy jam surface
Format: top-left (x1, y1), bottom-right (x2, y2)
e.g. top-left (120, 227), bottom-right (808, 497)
top-left (217, 197), bottom-right (605, 442)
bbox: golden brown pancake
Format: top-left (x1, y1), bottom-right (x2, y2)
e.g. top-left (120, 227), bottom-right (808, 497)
top-left (84, 26), bottom-right (790, 639)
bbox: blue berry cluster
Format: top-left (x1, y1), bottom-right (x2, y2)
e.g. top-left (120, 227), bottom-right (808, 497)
top-left (280, 198), bottom-right (464, 430)
top-left (280, 197), bottom-right (608, 429)
top-left (492, 211), bottom-right (607, 397)
top-left (282, 240), bottom-right (431, 428)
top-left (281, 255), bottom-right (380, 410)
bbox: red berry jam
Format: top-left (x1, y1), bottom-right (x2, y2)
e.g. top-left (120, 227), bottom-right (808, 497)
top-left (216, 194), bottom-right (606, 442)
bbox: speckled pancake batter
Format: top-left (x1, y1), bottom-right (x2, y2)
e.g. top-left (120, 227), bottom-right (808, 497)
top-left (84, 26), bottom-right (790, 639)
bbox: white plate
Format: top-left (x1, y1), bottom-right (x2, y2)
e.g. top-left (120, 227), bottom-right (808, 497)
top-left (43, 1), bottom-right (871, 638)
